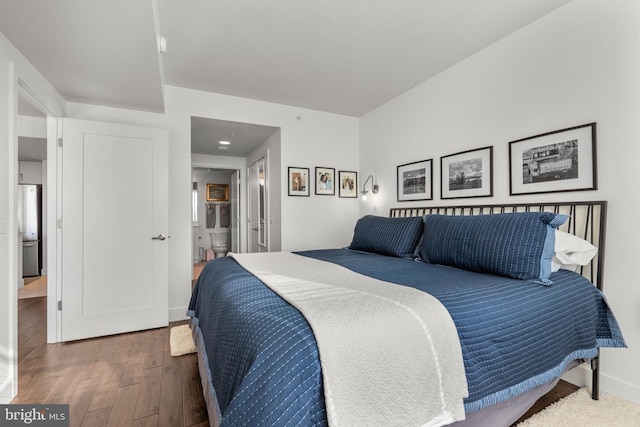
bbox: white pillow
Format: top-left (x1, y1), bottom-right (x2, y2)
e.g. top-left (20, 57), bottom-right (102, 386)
top-left (552, 230), bottom-right (598, 272)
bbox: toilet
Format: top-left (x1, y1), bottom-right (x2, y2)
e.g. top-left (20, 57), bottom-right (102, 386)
top-left (210, 229), bottom-right (230, 258)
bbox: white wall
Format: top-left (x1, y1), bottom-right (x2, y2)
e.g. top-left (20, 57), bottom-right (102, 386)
top-left (0, 32), bottom-right (65, 403)
top-left (67, 85), bottom-right (360, 321)
top-left (359, 0), bottom-right (640, 403)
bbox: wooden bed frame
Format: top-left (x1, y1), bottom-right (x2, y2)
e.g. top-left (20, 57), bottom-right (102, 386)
top-left (389, 200), bottom-right (607, 400)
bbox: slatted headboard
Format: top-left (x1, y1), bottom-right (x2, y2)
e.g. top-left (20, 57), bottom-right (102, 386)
top-left (389, 200), bottom-right (608, 399)
top-left (390, 200), bottom-right (607, 290)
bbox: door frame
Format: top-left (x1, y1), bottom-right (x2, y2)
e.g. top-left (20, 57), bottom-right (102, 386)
top-left (4, 74), bottom-right (63, 402)
top-left (15, 78), bottom-right (62, 344)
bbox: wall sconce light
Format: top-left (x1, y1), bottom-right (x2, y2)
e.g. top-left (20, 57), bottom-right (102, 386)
top-left (361, 175), bottom-right (379, 200)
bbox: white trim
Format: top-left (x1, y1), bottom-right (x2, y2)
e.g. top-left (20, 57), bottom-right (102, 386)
top-left (562, 364), bottom-right (640, 405)
top-left (169, 306), bottom-right (189, 322)
top-left (3, 62), bottom-right (19, 404)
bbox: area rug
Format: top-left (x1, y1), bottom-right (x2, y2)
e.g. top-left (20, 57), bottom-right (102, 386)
top-left (517, 388), bottom-right (640, 426)
top-left (170, 324), bottom-right (196, 356)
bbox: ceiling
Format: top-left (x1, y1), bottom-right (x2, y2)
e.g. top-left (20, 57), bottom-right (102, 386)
top-left (191, 117), bottom-right (279, 157)
top-left (0, 0), bottom-right (571, 118)
top-left (2, 1), bottom-right (571, 158)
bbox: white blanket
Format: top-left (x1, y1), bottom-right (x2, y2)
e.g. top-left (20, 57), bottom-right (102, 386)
top-left (231, 252), bottom-right (468, 427)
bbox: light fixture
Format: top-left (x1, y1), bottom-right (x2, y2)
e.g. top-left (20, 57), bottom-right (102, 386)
top-left (361, 175), bottom-right (379, 200)
top-left (219, 140), bottom-right (231, 145)
top-left (158, 36), bottom-right (167, 54)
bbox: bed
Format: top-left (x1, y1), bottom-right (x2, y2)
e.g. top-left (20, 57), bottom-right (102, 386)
top-left (188, 200), bottom-right (625, 427)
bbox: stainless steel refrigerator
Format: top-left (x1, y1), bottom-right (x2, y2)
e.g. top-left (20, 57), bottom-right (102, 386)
top-left (18, 184), bottom-right (42, 277)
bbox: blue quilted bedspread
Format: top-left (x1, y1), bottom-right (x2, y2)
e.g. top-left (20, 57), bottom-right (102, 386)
top-left (187, 249), bottom-right (625, 426)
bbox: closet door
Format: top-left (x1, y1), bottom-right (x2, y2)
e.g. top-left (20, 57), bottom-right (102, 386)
top-left (248, 156), bottom-right (268, 253)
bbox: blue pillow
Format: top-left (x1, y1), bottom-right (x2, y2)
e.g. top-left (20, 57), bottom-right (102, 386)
top-left (349, 215), bottom-right (423, 258)
top-left (420, 212), bottom-right (568, 284)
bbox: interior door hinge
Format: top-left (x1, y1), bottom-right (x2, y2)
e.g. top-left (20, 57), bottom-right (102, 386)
top-left (57, 138), bottom-right (63, 148)
top-left (57, 301), bottom-right (62, 311)
top-left (57, 219), bottom-right (62, 229)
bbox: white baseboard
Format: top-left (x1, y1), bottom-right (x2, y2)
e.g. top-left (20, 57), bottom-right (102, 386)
top-left (0, 376), bottom-right (15, 404)
top-left (562, 363), bottom-right (640, 405)
top-left (169, 306), bottom-right (189, 322)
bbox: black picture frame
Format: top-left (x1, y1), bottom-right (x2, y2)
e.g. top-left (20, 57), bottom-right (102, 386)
top-left (441, 146), bottom-right (493, 199)
top-left (338, 171), bottom-right (358, 198)
top-left (288, 167), bottom-right (310, 196)
top-left (509, 123), bottom-right (597, 195)
top-left (315, 167), bottom-right (336, 196)
top-left (396, 159), bottom-right (433, 202)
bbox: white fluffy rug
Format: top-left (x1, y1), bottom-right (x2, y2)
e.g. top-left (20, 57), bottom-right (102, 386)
top-left (170, 324), bottom-right (196, 356)
top-left (518, 388), bottom-right (640, 427)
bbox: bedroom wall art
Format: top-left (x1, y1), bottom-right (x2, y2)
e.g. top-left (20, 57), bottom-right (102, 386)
top-left (315, 167), bottom-right (336, 196)
top-left (396, 159), bottom-right (433, 202)
top-left (338, 171), bottom-right (358, 198)
top-left (288, 167), bottom-right (310, 196)
top-left (509, 123), bottom-right (597, 195)
top-left (441, 146), bottom-right (493, 199)
top-left (206, 183), bottom-right (229, 201)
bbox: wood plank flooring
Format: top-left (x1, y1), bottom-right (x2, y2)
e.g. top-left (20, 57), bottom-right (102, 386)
top-left (13, 296), bottom-right (208, 427)
top-left (14, 294), bottom-right (579, 427)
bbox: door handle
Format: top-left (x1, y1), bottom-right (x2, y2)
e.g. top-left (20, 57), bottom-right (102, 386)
top-left (252, 227), bottom-right (259, 231)
top-left (152, 234), bottom-right (167, 241)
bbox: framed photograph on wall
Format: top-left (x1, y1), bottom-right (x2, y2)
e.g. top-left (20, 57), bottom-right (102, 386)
top-left (288, 167), bottom-right (310, 196)
top-left (338, 171), bottom-right (358, 198)
top-left (397, 159), bottom-right (433, 202)
top-left (206, 183), bottom-right (229, 201)
top-left (315, 167), bottom-right (335, 195)
top-left (441, 146), bottom-right (493, 199)
top-left (509, 123), bottom-right (597, 195)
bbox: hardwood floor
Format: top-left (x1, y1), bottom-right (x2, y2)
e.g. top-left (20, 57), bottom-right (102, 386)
top-left (13, 294), bottom-right (579, 427)
top-left (13, 296), bottom-right (208, 427)
top-left (511, 380), bottom-right (579, 425)
top-left (18, 275), bottom-right (47, 299)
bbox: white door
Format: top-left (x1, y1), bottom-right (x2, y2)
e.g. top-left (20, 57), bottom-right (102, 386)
top-left (248, 158), bottom-right (268, 253)
top-left (230, 170), bottom-right (240, 253)
top-left (61, 118), bottom-right (169, 341)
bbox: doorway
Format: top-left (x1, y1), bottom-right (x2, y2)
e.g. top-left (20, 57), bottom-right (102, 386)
top-left (16, 95), bottom-right (48, 301)
top-left (190, 116), bottom-right (282, 261)
top-left (191, 166), bottom-right (240, 280)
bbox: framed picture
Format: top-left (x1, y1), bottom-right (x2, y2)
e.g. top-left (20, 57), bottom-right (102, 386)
top-left (315, 167), bottom-right (335, 195)
top-left (509, 123), bottom-right (597, 195)
top-left (397, 159), bottom-right (433, 202)
top-left (441, 146), bottom-right (493, 199)
top-left (288, 167), bottom-right (310, 196)
top-left (206, 183), bottom-right (229, 201)
top-left (338, 171), bottom-right (358, 198)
